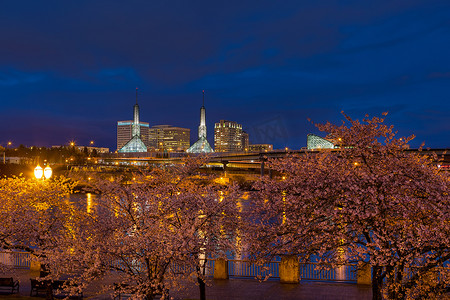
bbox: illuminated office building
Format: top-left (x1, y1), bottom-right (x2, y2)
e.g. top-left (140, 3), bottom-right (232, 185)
top-left (214, 120), bottom-right (245, 152)
top-left (149, 125), bottom-right (190, 151)
top-left (242, 131), bottom-right (249, 151)
top-left (117, 121), bottom-right (150, 150)
top-left (187, 90), bottom-right (214, 153)
top-left (117, 89), bottom-right (148, 153)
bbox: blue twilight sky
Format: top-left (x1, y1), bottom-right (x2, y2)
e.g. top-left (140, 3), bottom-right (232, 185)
top-left (0, 0), bottom-right (449, 150)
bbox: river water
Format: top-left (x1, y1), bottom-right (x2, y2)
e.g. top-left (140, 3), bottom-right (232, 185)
top-left (69, 192), bottom-right (250, 260)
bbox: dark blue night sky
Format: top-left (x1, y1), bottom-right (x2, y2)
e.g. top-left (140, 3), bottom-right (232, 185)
top-left (1, 0), bottom-right (449, 150)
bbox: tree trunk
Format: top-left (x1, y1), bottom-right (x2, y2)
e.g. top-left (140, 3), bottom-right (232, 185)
top-left (41, 263), bottom-right (53, 300)
top-left (395, 266), bottom-right (406, 299)
top-left (198, 276), bottom-right (206, 300)
top-left (45, 282), bottom-right (53, 300)
top-left (372, 266), bottom-right (383, 300)
top-left (386, 266), bottom-right (394, 299)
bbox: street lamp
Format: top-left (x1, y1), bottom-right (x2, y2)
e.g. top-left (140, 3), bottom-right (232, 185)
top-left (44, 165), bottom-right (52, 179)
top-left (34, 165), bottom-right (43, 179)
top-left (34, 164), bottom-right (52, 180)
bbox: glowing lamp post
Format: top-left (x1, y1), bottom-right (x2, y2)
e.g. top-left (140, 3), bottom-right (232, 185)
top-left (34, 165), bottom-right (43, 179)
top-left (44, 165), bottom-right (53, 179)
top-left (34, 164), bottom-right (52, 180)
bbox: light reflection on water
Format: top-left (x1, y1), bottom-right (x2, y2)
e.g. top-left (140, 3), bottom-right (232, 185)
top-left (86, 193), bottom-right (93, 214)
top-left (69, 192), bottom-right (347, 270)
top-left (69, 192), bottom-right (252, 259)
top-left (69, 193), bottom-right (97, 213)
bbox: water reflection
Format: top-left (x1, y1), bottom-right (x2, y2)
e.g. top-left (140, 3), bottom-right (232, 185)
top-left (70, 191), bottom-right (252, 260)
top-left (234, 192), bottom-right (246, 261)
top-left (86, 193), bottom-right (93, 214)
top-left (69, 193), bottom-right (97, 214)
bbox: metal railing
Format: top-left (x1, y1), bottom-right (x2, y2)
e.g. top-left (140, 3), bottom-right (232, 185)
top-left (0, 251), bottom-right (31, 269)
top-left (300, 263), bottom-right (357, 282)
top-left (169, 259), bottom-right (215, 276)
top-left (228, 260), bottom-right (279, 278)
top-left (226, 260), bottom-right (357, 282)
top-left (0, 251), bottom-right (356, 282)
top-left (6, 250), bottom-right (431, 284)
top-left (108, 258), bottom-right (216, 277)
top-left (105, 257), bottom-right (447, 284)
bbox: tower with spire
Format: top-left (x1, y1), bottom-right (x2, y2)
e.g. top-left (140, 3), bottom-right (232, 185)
top-left (198, 90), bottom-right (207, 139)
top-left (118, 88), bottom-right (148, 153)
top-left (187, 90), bottom-right (214, 153)
top-left (132, 88), bottom-right (140, 137)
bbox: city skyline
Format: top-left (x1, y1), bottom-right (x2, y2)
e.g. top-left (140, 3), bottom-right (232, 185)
top-left (1, 1), bottom-right (450, 150)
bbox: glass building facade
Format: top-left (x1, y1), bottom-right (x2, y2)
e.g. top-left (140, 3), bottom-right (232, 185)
top-left (118, 135), bottom-right (148, 153)
top-left (307, 134), bottom-right (335, 150)
top-left (117, 97), bottom-right (148, 153)
top-left (187, 103), bottom-right (214, 153)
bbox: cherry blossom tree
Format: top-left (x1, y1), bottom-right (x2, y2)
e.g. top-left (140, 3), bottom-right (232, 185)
top-left (0, 176), bottom-right (81, 299)
top-left (246, 113), bottom-right (450, 299)
top-left (0, 176), bottom-right (75, 259)
top-left (52, 157), bottom-right (241, 300)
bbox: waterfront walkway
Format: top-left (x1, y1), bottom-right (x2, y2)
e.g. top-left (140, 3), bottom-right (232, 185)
top-left (1, 269), bottom-right (372, 299)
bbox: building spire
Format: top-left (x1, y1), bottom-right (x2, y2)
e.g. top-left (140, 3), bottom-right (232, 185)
top-left (198, 90), bottom-right (207, 139)
top-left (136, 87), bottom-right (138, 105)
top-left (187, 89), bottom-right (213, 153)
top-left (132, 88), bottom-right (140, 137)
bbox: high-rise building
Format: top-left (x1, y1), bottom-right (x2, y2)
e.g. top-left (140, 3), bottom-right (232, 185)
top-left (149, 125), bottom-right (190, 151)
top-left (117, 121), bottom-right (150, 150)
top-left (214, 120), bottom-right (245, 152)
top-left (187, 90), bottom-right (214, 153)
top-left (117, 89), bottom-right (148, 153)
top-left (242, 131), bottom-right (249, 151)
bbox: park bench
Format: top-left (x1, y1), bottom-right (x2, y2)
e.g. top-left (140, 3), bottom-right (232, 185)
top-left (0, 277), bottom-right (19, 294)
top-left (30, 278), bottom-right (48, 296)
top-left (30, 279), bottom-right (83, 298)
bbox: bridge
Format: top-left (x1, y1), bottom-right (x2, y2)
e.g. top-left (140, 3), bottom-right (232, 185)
top-left (69, 148), bottom-right (450, 177)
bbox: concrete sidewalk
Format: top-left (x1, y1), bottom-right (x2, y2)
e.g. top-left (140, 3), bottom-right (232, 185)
top-left (0, 269), bottom-right (372, 300)
top-left (176, 279), bottom-right (372, 300)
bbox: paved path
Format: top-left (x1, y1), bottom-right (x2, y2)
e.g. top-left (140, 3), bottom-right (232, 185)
top-left (1, 269), bottom-right (372, 299)
top-left (177, 279), bottom-right (372, 300)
